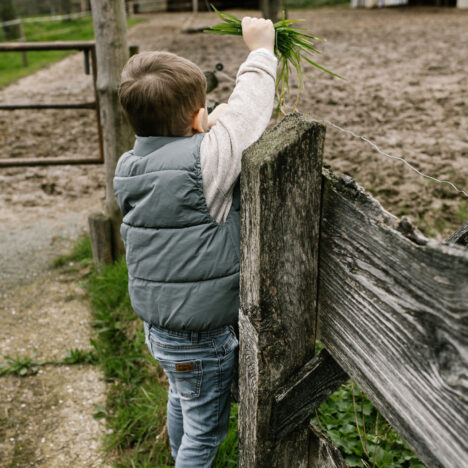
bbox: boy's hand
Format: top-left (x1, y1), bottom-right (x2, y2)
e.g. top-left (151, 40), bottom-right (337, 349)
top-left (208, 103), bottom-right (229, 129)
top-left (241, 17), bottom-right (275, 55)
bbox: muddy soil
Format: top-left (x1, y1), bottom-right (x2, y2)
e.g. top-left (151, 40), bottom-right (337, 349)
top-left (0, 6), bottom-right (467, 467)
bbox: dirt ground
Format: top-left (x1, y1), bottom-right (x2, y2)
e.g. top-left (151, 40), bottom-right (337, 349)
top-left (0, 6), bottom-right (467, 467)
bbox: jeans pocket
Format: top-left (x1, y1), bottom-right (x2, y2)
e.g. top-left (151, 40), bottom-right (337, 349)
top-left (158, 359), bottom-right (203, 399)
top-left (222, 330), bottom-right (239, 357)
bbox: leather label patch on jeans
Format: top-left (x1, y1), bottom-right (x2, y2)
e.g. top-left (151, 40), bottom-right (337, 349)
top-left (176, 362), bottom-right (195, 372)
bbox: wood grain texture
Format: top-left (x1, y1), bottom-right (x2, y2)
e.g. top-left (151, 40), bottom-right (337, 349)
top-left (317, 170), bottom-right (468, 468)
top-left (88, 211), bottom-right (113, 265)
top-left (238, 310), bottom-right (260, 467)
top-left (308, 423), bottom-right (349, 468)
top-left (271, 349), bottom-right (348, 441)
top-left (446, 221), bottom-right (468, 247)
top-left (239, 113), bottom-right (325, 467)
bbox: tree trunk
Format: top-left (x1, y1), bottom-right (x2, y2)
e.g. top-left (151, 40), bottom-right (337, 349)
top-left (1, 0), bottom-right (22, 40)
top-left (90, 0), bottom-right (133, 260)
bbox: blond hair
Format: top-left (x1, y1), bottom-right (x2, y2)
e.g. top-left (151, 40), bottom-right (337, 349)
top-left (119, 51), bottom-right (206, 137)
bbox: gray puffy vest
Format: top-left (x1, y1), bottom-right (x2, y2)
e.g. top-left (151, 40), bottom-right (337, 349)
top-left (113, 133), bottom-right (240, 331)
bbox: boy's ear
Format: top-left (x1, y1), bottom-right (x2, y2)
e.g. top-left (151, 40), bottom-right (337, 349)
top-left (192, 107), bottom-right (206, 134)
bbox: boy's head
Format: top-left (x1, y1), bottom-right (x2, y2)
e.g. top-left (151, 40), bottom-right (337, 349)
top-left (119, 51), bottom-right (207, 137)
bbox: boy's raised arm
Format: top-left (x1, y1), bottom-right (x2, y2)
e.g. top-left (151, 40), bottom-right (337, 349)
top-left (200, 17), bottom-right (277, 224)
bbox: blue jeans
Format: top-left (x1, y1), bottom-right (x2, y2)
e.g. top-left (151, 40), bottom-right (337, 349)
top-left (144, 323), bottom-right (238, 468)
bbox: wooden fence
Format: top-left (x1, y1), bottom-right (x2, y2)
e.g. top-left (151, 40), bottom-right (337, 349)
top-left (238, 113), bottom-right (468, 468)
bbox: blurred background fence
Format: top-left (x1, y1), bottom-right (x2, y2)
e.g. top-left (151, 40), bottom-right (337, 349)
top-left (1, 0), bottom-right (465, 42)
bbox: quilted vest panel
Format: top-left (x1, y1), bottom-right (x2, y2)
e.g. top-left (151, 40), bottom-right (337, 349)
top-left (113, 133), bottom-right (240, 330)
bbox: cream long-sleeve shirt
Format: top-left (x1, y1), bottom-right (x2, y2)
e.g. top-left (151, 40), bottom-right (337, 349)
top-left (200, 49), bottom-right (277, 223)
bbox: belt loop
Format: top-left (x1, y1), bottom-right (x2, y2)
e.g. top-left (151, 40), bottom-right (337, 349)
top-left (191, 331), bottom-right (199, 343)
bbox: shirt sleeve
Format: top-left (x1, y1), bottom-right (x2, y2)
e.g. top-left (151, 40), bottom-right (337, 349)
top-left (200, 50), bottom-right (277, 224)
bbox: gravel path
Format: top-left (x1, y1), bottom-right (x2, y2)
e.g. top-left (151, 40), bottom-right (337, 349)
top-left (0, 52), bottom-right (108, 468)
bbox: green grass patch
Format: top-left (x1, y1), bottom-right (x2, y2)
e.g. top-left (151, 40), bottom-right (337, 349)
top-left (53, 235), bottom-right (93, 268)
top-left (0, 349), bottom-right (97, 376)
top-left (0, 16), bottom-right (141, 89)
top-left (85, 257), bottom-right (172, 465)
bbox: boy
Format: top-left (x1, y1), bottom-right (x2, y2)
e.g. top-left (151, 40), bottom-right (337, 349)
top-left (113, 17), bottom-right (276, 467)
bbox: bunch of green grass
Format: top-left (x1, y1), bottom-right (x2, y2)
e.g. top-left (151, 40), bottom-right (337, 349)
top-left (205, 7), bottom-right (343, 116)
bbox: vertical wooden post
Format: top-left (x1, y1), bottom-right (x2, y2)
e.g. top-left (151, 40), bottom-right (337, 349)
top-left (19, 21), bottom-right (28, 68)
top-left (239, 113), bottom-right (325, 466)
top-left (88, 212), bottom-right (113, 265)
top-left (260, 0), bottom-right (285, 22)
top-left (62, 0), bottom-right (72, 19)
top-left (90, 0), bottom-right (134, 261)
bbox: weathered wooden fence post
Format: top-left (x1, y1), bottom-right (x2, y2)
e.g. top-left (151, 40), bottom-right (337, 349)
top-left (89, 0), bottom-right (133, 263)
top-left (88, 211), bottom-right (113, 265)
top-left (239, 113), bottom-right (347, 466)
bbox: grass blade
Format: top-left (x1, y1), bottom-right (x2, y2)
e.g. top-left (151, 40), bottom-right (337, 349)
top-left (204, 8), bottom-right (344, 115)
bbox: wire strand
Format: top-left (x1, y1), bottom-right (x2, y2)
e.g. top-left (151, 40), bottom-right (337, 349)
top-left (204, 62), bottom-right (467, 199)
top-left (320, 120), bottom-right (468, 199)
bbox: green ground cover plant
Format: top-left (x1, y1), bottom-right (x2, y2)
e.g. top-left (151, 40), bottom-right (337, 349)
top-left (58, 236), bottom-right (423, 467)
top-left (0, 349), bottom-right (97, 376)
top-left (313, 380), bottom-right (425, 467)
top-left (0, 16), bottom-right (140, 89)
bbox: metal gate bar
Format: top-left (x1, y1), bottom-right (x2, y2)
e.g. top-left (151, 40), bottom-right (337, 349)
top-left (0, 41), bottom-right (104, 167)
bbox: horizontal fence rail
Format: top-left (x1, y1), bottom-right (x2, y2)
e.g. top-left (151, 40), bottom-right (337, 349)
top-left (0, 40), bottom-right (95, 51)
top-left (317, 170), bottom-right (468, 468)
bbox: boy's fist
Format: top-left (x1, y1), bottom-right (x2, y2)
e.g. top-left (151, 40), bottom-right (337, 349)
top-left (241, 17), bottom-right (275, 54)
